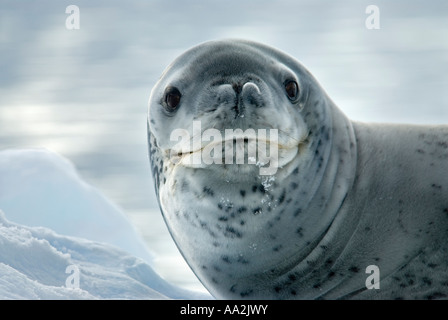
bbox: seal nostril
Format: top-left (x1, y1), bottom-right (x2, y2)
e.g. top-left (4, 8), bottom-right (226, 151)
top-left (217, 82), bottom-right (262, 117)
top-left (241, 82), bottom-right (263, 108)
top-left (242, 82), bottom-right (261, 94)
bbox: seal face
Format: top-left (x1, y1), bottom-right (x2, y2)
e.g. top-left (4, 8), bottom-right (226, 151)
top-left (148, 39), bottom-right (448, 299)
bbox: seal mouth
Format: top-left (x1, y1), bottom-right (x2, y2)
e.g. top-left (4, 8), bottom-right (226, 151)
top-left (167, 131), bottom-right (307, 175)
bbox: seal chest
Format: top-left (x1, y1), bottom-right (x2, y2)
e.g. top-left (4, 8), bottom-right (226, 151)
top-left (147, 39), bottom-right (448, 299)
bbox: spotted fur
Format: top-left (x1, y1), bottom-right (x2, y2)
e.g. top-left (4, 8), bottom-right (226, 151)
top-left (147, 39), bottom-right (448, 299)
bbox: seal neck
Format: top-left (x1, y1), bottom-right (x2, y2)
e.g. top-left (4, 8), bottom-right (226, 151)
top-left (292, 97), bottom-right (358, 249)
top-left (265, 98), bottom-right (359, 296)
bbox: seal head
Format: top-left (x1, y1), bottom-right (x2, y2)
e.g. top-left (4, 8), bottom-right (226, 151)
top-left (147, 39), bottom-right (357, 299)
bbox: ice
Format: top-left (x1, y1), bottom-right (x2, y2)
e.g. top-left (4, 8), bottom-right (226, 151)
top-left (0, 148), bottom-right (154, 263)
top-left (0, 148), bottom-right (210, 299)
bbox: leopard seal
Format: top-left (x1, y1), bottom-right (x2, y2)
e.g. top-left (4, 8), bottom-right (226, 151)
top-left (147, 39), bottom-right (448, 299)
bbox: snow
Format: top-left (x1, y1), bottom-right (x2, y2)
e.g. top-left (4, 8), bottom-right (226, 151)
top-left (0, 148), bottom-right (210, 299)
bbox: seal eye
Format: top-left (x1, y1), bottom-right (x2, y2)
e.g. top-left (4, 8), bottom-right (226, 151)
top-left (164, 87), bottom-right (182, 111)
top-left (285, 80), bottom-right (299, 100)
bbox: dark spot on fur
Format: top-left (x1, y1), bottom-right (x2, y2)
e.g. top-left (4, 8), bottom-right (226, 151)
top-left (253, 207), bottom-right (262, 215)
top-left (431, 183), bottom-right (442, 190)
top-left (426, 292), bottom-right (447, 300)
top-left (294, 208), bottom-right (302, 217)
top-left (274, 286), bottom-right (281, 293)
top-left (240, 190), bottom-right (246, 197)
top-left (222, 256), bottom-right (231, 264)
top-left (290, 182), bottom-right (298, 190)
top-left (252, 185), bottom-right (258, 192)
top-left (181, 180), bottom-right (189, 191)
top-left (437, 141), bottom-right (448, 149)
top-left (416, 149), bottom-right (425, 154)
top-left (278, 189), bottom-right (286, 204)
top-left (203, 186), bottom-right (214, 196)
top-left (240, 289), bottom-right (253, 297)
top-left (317, 157), bottom-right (324, 169)
top-left (224, 226), bottom-right (242, 238)
top-left (349, 266), bottom-right (360, 273)
top-left (237, 256), bottom-right (249, 264)
top-left (237, 206), bottom-right (247, 213)
top-left (422, 277), bottom-right (432, 286)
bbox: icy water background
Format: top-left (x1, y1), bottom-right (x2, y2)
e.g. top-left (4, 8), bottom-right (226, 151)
top-left (1, 1), bottom-right (447, 293)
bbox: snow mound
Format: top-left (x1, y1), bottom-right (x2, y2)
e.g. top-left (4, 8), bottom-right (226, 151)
top-left (0, 148), bottom-right (153, 264)
top-left (0, 149), bottom-right (210, 299)
top-left (0, 211), bottom-right (204, 299)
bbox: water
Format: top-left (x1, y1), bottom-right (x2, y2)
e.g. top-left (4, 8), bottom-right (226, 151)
top-left (1, 0), bottom-right (447, 293)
